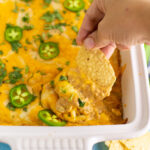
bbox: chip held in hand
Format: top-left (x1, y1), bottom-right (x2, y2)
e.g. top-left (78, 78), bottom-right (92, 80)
top-left (76, 47), bottom-right (116, 100)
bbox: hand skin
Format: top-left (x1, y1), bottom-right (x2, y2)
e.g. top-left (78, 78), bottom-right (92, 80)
top-left (76, 0), bottom-right (150, 58)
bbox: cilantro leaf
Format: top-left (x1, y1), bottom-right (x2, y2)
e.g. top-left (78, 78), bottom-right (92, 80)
top-left (72, 26), bottom-right (78, 33)
top-left (44, 0), bottom-right (51, 4)
top-left (7, 102), bottom-right (15, 111)
top-left (0, 50), bottom-right (3, 55)
top-left (10, 42), bottom-right (22, 53)
top-left (22, 13), bottom-right (30, 23)
top-left (59, 75), bottom-right (68, 81)
top-left (23, 25), bottom-right (34, 30)
top-left (25, 65), bottom-right (29, 74)
top-left (41, 11), bottom-right (62, 23)
top-left (8, 67), bottom-right (23, 84)
top-left (72, 39), bottom-right (77, 46)
top-left (44, 23), bottom-right (66, 32)
top-left (12, 3), bottom-right (19, 13)
top-left (78, 98), bottom-right (85, 107)
top-left (50, 80), bottom-right (55, 88)
top-left (0, 60), bottom-right (7, 85)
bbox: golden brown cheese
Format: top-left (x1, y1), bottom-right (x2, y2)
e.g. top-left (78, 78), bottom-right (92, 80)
top-left (0, 0), bottom-right (124, 126)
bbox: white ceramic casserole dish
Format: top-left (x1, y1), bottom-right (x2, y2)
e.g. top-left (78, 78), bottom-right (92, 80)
top-left (0, 44), bottom-right (149, 150)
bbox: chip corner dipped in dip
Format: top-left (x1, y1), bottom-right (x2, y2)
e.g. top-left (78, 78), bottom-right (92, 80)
top-left (41, 47), bottom-right (118, 125)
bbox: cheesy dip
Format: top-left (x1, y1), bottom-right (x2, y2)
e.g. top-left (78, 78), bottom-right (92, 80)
top-left (0, 0), bottom-right (125, 126)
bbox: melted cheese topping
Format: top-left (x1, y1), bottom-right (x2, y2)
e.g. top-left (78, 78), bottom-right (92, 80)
top-left (0, 0), bottom-right (125, 126)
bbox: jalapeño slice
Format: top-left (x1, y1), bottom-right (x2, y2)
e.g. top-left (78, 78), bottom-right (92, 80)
top-left (39, 42), bottom-right (59, 60)
top-left (9, 84), bottom-right (35, 108)
top-left (5, 25), bottom-right (23, 42)
top-left (38, 109), bottom-right (66, 126)
top-left (64, 0), bottom-right (85, 12)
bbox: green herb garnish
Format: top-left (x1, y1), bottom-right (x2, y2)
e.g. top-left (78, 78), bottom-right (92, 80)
top-left (72, 26), bottom-right (78, 33)
top-left (23, 25), bottom-right (34, 30)
top-left (0, 50), bottom-right (3, 55)
top-left (41, 11), bottom-right (63, 23)
top-left (44, 0), bottom-right (51, 5)
top-left (7, 102), bottom-right (16, 111)
top-left (23, 107), bottom-right (28, 112)
top-left (78, 98), bottom-right (85, 107)
top-left (25, 39), bottom-right (31, 45)
top-left (59, 75), bottom-right (68, 81)
top-left (60, 87), bottom-right (66, 93)
top-left (8, 67), bottom-right (23, 84)
top-left (25, 65), bottom-right (29, 74)
top-left (10, 42), bottom-right (22, 53)
top-left (72, 39), bottom-right (77, 46)
top-left (50, 80), bottom-right (54, 88)
top-left (0, 60), bottom-right (7, 85)
top-left (44, 23), bottom-right (66, 32)
top-left (12, 3), bottom-right (19, 13)
top-left (33, 34), bottom-right (44, 43)
top-left (22, 13), bottom-right (30, 23)
top-left (57, 67), bottom-right (63, 71)
top-left (65, 61), bottom-right (70, 66)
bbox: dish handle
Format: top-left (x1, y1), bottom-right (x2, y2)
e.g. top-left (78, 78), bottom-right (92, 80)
top-left (0, 136), bottom-right (106, 150)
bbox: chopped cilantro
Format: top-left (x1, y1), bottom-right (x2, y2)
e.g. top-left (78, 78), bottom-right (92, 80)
top-left (33, 34), bottom-right (44, 43)
top-left (69, 94), bottom-right (74, 101)
top-left (78, 98), bottom-right (85, 107)
top-left (42, 32), bottom-right (46, 40)
top-left (10, 42), bottom-right (22, 53)
top-left (72, 39), bottom-right (77, 46)
top-left (0, 60), bottom-right (7, 85)
top-left (22, 13), bottom-right (30, 23)
top-left (44, 0), bottom-right (51, 5)
top-left (59, 75), bottom-right (68, 81)
top-left (76, 12), bottom-right (80, 17)
top-left (57, 67), bottom-right (63, 71)
top-left (23, 107), bottom-right (28, 112)
top-left (25, 65), bottom-right (29, 74)
top-left (44, 23), bottom-right (66, 32)
top-left (0, 50), bottom-right (3, 55)
top-left (12, 3), bottom-right (19, 13)
top-left (40, 72), bottom-right (46, 75)
top-left (72, 26), bottom-right (78, 33)
top-left (23, 25), bottom-right (34, 30)
top-left (7, 102), bottom-right (15, 111)
top-left (65, 61), bottom-right (70, 66)
top-left (25, 39), bottom-right (31, 44)
top-left (8, 67), bottom-right (23, 84)
top-left (21, 0), bottom-right (32, 2)
top-left (60, 87), bottom-right (66, 93)
top-left (50, 80), bottom-right (54, 88)
top-left (41, 11), bottom-right (63, 23)
top-left (24, 46), bottom-right (28, 51)
top-left (47, 33), bottom-right (52, 38)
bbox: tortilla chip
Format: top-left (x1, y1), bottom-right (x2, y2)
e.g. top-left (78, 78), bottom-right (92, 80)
top-left (76, 47), bottom-right (116, 99)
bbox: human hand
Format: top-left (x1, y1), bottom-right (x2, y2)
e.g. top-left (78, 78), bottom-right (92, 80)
top-left (77, 0), bottom-right (150, 58)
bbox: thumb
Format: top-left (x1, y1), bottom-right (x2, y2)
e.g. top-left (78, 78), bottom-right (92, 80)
top-left (83, 19), bottom-right (111, 49)
top-left (83, 20), bottom-right (116, 58)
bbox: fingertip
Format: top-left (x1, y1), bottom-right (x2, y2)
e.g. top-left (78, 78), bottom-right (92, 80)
top-left (84, 37), bottom-right (95, 50)
top-left (101, 43), bottom-right (116, 59)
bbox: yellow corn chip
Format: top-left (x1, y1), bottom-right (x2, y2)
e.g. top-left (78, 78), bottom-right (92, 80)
top-left (76, 47), bottom-right (116, 99)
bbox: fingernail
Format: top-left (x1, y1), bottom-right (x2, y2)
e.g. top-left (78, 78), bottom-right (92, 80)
top-left (84, 38), bottom-right (95, 49)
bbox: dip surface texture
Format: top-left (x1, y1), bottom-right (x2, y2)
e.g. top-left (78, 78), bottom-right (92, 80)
top-left (0, 0), bottom-right (125, 126)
